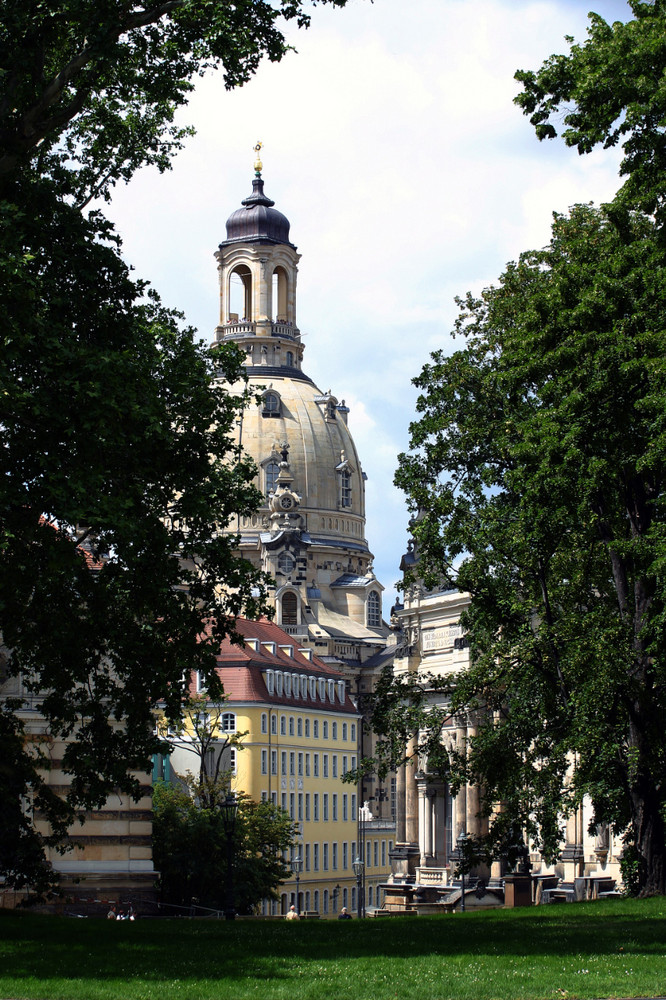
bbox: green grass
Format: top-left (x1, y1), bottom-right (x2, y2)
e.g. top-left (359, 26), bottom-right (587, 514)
top-left (1, 898), bottom-right (665, 1000)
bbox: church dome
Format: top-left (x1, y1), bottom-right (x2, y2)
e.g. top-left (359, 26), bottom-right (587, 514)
top-left (223, 177), bottom-right (293, 246)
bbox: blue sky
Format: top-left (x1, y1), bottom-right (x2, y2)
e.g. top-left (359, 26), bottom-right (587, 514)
top-left (106, 0), bottom-right (631, 609)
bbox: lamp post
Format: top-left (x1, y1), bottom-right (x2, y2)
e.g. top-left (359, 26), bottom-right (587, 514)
top-left (292, 853), bottom-right (302, 915)
top-left (221, 792), bottom-right (239, 920)
top-left (353, 855), bottom-right (365, 920)
top-left (456, 830), bottom-right (469, 913)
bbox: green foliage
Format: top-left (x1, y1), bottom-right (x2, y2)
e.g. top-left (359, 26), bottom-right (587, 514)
top-left (388, 203), bottom-right (666, 893)
top-left (152, 781), bottom-right (297, 914)
top-left (0, 0), bottom-right (351, 196)
top-left (515, 1), bottom-right (666, 228)
top-left (0, 0), bottom-right (352, 889)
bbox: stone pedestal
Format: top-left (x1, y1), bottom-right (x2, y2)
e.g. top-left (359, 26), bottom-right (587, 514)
top-left (504, 875), bottom-right (532, 908)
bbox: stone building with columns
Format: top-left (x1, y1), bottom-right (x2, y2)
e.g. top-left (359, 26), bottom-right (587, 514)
top-left (385, 540), bottom-right (624, 909)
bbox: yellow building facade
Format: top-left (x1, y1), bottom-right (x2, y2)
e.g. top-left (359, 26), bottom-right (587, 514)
top-left (168, 616), bottom-right (392, 916)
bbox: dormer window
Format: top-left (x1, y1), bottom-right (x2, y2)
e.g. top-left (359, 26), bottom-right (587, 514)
top-left (340, 470), bottom-right (352, 508)
top-left (262, 391), bottom-right (281, 417)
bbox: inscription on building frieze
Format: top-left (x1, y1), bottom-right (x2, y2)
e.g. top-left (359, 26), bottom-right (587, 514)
top-left (422, 624), bottom-right (462, 652)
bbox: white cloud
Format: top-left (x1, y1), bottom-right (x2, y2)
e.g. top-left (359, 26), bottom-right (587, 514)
top-left (105, 0), bottom-right (633, 607)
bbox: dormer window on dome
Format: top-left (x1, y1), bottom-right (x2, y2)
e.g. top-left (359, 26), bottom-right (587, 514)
top-left (262, 390), bottom-right (281, 418)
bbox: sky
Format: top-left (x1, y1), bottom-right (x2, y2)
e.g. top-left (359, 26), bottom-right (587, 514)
top-left (106, 0), bottom-right (631, 610)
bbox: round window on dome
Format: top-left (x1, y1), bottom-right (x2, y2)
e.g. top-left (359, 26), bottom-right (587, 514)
top-left (278, 553), bottom-right (295, 574)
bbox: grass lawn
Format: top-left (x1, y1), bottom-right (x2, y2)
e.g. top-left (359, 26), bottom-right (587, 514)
top-left (1, 897), bottom-right (665, 1000)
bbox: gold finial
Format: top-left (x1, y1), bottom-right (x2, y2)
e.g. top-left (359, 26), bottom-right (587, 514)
top-left (253, 141), bottom-right (263, 177)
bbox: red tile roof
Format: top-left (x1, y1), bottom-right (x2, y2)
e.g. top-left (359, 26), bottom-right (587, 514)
top-left (195, 617), bottom-right (357, 714)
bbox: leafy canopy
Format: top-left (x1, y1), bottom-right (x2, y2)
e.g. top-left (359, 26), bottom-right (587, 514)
top-left (153, 782), bottom-right (297, 914)
top-left (515, 1), bottom-right (666, 227)
top-left (387, 203), bottom-right (666, 893)
top-left (0, 0), bottom-right (352, 890)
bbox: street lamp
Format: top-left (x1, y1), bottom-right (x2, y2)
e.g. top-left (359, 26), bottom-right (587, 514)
top-left (353, 855), bottom-right (365, 920)
top-left (292, 853), bottom-right (303, 915)
top-left (456, 830), bottom-right (469, 913)
top-left (221, 792), bottom-right (239, 920)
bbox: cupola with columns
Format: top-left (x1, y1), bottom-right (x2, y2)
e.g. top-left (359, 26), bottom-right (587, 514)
top-left (213, 143), bottom-right (303, 375)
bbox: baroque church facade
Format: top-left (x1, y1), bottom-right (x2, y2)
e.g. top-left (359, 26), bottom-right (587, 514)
top-left (211, 150), bottom-right (397, 828)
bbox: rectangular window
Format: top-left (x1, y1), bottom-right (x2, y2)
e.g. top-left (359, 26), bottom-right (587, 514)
top-left (289, 717), bottom-right (295, 736)
top-left (351, 723), bottom-right (356, 741)
top-left (332, 842), bottom-right (338, 870)
top-left (281, 751), bottom-right (287, 776)
top-left (374, 841), bottom-right (379, 867)
top-left (281, 793), bottom-right (287, 812)
top-left (342, 755), bottom-right (348, 776)
top-left (314, 793), bottom-right (319, 822)
top-left (323, 843), bottom-right (329, 871)
top-left (305, 843), bottom-right (310, 872)
top-left (351, 794), bottom-right (357, 817)
top-left (314, 753), bottom-right (319, 777)
top-left (271, 791), bottom-right (277, 807)
top-left (323, 754), bottom-right (329, 778)
top-left (305, 753), bottom-right (310, 777)
top-left (313, 844), bottom-right (319, 871)
top-left (298, 752), bottom-right (303, 776)
top-left (351, 756), bottom-right (356, 771)
top-left (298, 793), bottom-right (303, 821)
top-left (290, 752), bottom-right (295, 776)
top-left (271, 750), bottom-right (277, 775)
top-left (332, 794), bottom-right (338, 822)
top-left (280, 716), bottom-right (286, 735)
top-left (382, 841), bottom-right (387, 867)
top-left (343, 794), bottom-right (348, 822)
top-left (332, 722), bottom-right (338, 740)
top-left (271, 714), bottom-right (277, 735)
top-left (261, 749), bottom-right (267, 774)
top-left (323, 793), bottom-right (329, 822)
top-left (323, 721), bottom-right (329, 739)
top-left (297, 717), bottom-right (303, 737)
top-left (332, 755), bottom-right (338, 779)
top-left (261, 790), bottom-right (268, 802)
top-left (366, 840), bottom-right (371, 867)
top-left (313, 720), bottom-right (319, 738)
top-left (305, 718), bottom-right (310, 738)
top-left (343, 842), bottom-right (348, 870)
top-left (305, 793), bottom-right (311, 822)
top-left (261, 713), bottom-right (268, 734)
top-left (290, 793), bottom-right (295, 820)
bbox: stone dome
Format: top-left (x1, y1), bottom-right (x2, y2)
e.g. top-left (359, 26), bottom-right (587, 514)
top-left (235, 371), bottom-right (368, 555)
top-left (223, 177), bottom-right (293, 246)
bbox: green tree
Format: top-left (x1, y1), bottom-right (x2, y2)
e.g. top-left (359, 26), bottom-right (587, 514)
top-left (0, 0), bottom-right (351, 890)
top-left (152, 782), bottom-right (297, 914)
top-left (384, 203), bottom-right (666, 895)
top-left (514, 1), bottom-right (666, 227)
